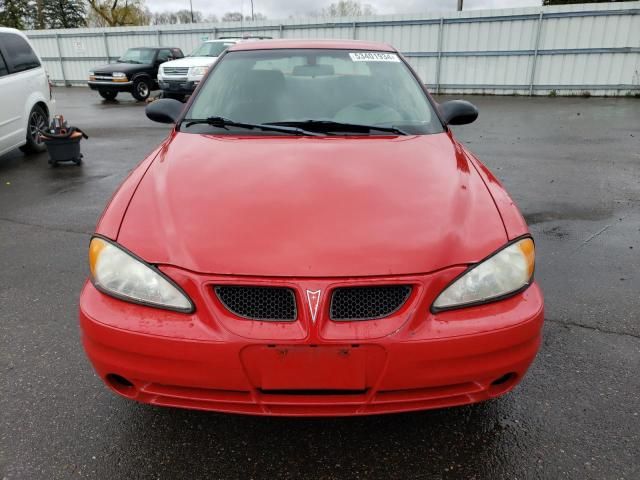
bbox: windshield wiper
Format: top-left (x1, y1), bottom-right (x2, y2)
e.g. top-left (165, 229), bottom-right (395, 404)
top-left (266, 120), bottom-right (409, 136)
top-left (181, 116), bottom-right (321, 136)
top-left (119, 59), bottom-right (140, 64)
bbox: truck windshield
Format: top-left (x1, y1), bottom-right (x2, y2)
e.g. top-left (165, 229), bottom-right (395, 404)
top-left (190, 42), bottom-right (235, 57)
top-left (117, 48), bottom-right (155, 64)
top-left (186, 49), bottom-right (444, 136)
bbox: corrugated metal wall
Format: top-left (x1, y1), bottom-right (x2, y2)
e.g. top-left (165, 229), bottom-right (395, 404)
top-left (25, 1), bottom-right (640, 96)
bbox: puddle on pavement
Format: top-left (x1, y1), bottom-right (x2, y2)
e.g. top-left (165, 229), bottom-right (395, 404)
top-left (523, 207), bottom-right (614, 225)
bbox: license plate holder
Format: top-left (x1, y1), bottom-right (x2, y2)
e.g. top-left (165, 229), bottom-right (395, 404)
top-left (241, 345), bottom-right (367, 391)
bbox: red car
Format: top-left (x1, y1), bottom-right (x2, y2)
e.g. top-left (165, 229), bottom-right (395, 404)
top-left (80, 40), bottom-right (543, 416)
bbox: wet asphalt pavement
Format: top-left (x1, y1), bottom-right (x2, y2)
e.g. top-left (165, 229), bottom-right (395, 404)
top-left (0, 88), bottom-right (638, 479)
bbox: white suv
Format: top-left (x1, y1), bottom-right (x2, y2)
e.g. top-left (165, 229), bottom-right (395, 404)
top-left (158, 37), bottom-right (269, 100)
top-left (0, 28), bottom-right (54, 157)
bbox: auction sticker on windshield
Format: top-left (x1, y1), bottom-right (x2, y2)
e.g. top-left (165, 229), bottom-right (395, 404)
top-left (349, 52), bottom-right (400, 62)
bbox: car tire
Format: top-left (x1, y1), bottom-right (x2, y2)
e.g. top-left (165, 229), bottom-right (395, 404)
top-left (19, 104), bottom-right (48, 154)
top-left (132, 78), bottom-right (151, 101)
top-left (99, 90), bottom-right (118, 101)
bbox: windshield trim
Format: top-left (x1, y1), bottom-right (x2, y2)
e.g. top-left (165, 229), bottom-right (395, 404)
top-left (176, 48), bottom-right (447, 134)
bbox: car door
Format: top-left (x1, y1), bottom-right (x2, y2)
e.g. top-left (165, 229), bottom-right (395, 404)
top-left (0, 38), bottom-right (25, 155)
top-left (0, 31), bottom-right (44, 155)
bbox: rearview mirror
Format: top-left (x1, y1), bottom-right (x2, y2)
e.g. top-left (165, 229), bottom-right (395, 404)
top-left (146, 99), bottom-right (184, 124)
top-left (439, 100), bottom-right (479, 125)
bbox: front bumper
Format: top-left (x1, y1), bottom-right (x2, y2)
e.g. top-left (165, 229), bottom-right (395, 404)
top-left (79, 272), bottom-right (544, 417)
top-left (158, 79), bottom-right (198, 95)
top-left (88, 80), bottom-right (133, 92)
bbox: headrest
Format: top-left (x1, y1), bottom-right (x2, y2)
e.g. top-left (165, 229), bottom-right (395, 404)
top-left (245, 69), bottom-right (286, 89)
top-left (292, 64), bottom-right (335, 77)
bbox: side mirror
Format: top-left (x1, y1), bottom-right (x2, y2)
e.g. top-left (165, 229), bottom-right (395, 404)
top-left (439, 100), bottom-right (478, 125)
top-left (146, 99), bottom-right (184, 124)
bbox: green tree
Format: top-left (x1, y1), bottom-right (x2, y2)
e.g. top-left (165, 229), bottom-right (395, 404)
top-left (87, 0), bottom-right (148, 26)
top-left (0, 0), bottom-right (31, 29)
top-left (43, 0), bottom-right (86, 28)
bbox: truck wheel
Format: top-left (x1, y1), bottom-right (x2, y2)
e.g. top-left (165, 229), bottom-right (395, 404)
top-left (99, 90), bottom-right (118, 101)
top-left (20, 104), bottom-right (48, 154)
top-left (132, 78), bottom-right (151, 101)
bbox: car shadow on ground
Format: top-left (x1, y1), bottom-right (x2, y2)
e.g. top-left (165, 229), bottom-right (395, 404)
top-left (0, 150), bottom-right (37, 169)
top-left (112, 397), bottom-right (513, 477)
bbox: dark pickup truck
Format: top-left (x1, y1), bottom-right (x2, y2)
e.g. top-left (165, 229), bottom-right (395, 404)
top-left (88, 47), bottom-right (184, 101)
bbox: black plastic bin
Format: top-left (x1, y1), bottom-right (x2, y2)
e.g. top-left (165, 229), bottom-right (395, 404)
top-left (42, 132), bottom-right (84, 166)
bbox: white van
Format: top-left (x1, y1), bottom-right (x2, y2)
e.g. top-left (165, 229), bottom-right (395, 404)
top-left (0, 28), bottom-right (54, 157)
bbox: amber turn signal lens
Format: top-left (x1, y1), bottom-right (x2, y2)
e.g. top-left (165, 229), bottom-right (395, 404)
top-left (517, 238), bottom-right (535, 278)
top-left (88, 237), bottom-right (107, 278)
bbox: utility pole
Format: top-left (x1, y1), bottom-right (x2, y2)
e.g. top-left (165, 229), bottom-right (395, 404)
top-left (190, 0), bottom-right (194, 22)
top-left (457, 0), bottom-right (463, 11)
top-left (251, 0), bottom-right (255, 21)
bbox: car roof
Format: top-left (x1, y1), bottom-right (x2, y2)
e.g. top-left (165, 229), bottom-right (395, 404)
top-left (0, 27), bottom-right (29, 38)
top-left (228, 39), bottom-right (395, 52)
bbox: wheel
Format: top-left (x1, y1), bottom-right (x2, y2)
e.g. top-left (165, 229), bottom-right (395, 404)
top-left (132, 78), bottom-right (151, 101)
top-left (99, 90), bottom-right (118, 101)
top-left (20, 104), bottom-right (48, 154)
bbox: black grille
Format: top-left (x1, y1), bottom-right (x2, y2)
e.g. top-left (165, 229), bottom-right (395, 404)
top-left (215, 286), bottom-right (297, 321)
top-left (330, 285), bottom-right (412, 321)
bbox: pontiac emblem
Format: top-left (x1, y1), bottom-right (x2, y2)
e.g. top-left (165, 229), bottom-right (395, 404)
top-left (306, 289), bottom-right (321, 324)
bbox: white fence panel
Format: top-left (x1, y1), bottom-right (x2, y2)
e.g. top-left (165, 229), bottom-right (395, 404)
top-left (25, 2), bottom-right (640, 96)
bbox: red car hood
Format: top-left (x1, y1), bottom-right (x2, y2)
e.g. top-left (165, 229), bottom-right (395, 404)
top-left (117, 132), bottom-right (507, 277)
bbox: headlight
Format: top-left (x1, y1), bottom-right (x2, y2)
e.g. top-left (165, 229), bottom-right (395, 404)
top-left (189, 66), bottom-right (208, 77)
top-left (88, 71), bottom-right (95, 80)
top-left (112, 72), bottom-right (128, 82)
top-left (88, 237), bottom-right (193, 312)
top-left (432, 237), bottom-right (535, 311)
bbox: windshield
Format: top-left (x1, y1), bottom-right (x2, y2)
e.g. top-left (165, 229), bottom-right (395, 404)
top-left (118, 48), bottom-right (155, 64)
top-left (190, 41), bottom-right (236, 58)
top-left (185, 49), bottom-right (444, 135)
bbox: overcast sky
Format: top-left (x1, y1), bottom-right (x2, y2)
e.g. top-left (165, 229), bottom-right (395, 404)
top-left (146, 0), bottom-right (541, 18)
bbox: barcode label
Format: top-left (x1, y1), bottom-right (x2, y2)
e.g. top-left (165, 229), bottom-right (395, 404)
top-left (349, 52), bottom-right (400, 62)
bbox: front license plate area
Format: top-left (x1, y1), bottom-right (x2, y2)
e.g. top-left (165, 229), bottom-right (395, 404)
top-left (241, 345), bottom-right (369, 391)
